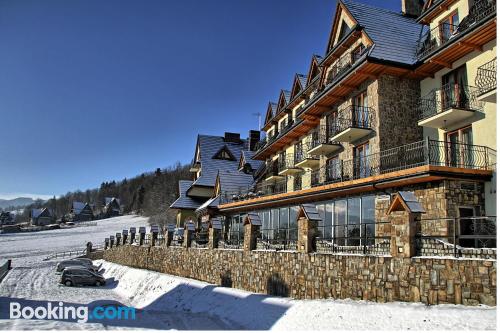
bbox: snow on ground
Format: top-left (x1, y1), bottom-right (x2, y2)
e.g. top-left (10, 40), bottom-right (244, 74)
top-left (0, 215), bottom-right (496, 330)
top-left (98, 260), bottom-right (497, 331)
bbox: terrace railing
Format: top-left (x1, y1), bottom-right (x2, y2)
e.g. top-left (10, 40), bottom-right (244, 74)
top-left (325, 47), bottom-right (368, 86)
top-left (294, 141), bottom-right (320, 165)
top-left (475, 58), bottom-right (496, 95)
top-left (416, 216), bottom-right (496, 258)
top-left (278, 154), bottom-right (299, 172)
top-left (331, 105), bottom-right (374, 136)
top-left (417, 83), bottom-right (484, 120)
top-left (257, 228), bottom-right (298, 251)
top-left (417, 0), bottom-right (496, 59)
top-left (310, 125), bottom-right (341, 149)
top-left (220, 139), bottom-right (495, 204)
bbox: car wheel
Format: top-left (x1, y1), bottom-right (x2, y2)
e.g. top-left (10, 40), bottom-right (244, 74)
top-left (95, 281), bottom-right (102, 287)
top-left (64, 280), bottom-right (72, 287)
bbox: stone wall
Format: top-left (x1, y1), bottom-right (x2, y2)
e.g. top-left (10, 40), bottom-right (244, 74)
top-left (103, 245), bottom-right (496, 306)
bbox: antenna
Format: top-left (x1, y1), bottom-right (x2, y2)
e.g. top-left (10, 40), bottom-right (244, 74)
top-left (252, 112), bottom-right (262, 130)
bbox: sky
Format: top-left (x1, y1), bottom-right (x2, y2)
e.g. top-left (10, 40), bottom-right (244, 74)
top-left (0, 0), bottom-right (401, 200)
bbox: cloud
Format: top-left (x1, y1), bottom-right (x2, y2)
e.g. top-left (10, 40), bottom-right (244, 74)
top-left (0, 193), bottom-right (55, 201)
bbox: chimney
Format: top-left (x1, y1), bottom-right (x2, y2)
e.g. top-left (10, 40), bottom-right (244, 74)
top-left (401, 0), bottom-right (423, 18)
top-left (224, 132), bottom-right (241, 143)
top-left (248, 130), bottom-right (261, 151)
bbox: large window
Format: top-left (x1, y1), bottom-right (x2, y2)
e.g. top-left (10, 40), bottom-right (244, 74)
top-left (446, 126), bottom-right (474, 167)
top-left (228, 215), bottom-right (244, 244)
top-left (354, 142), bottom-right (371, 178)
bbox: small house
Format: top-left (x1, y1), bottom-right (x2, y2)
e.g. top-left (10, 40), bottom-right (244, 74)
top-left (31, 208), bottom-right (53, 226)
top-left (70, 202), bottom-right (94, 222)
top-left (103, 197), bottom-right (121, 218)
top-left (0, 212), bottom-right (14, 226)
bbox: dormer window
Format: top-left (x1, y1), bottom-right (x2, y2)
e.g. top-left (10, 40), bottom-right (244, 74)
top-left (213, 146), bottom-right (236, 161)
top-left (338, 21), bottom-right (350, 42)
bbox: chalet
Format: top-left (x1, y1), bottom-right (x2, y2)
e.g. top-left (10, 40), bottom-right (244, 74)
top-left (70, 202), bottom-right (94, 222)
top-left (0, 212), bottom-right (14, 226)
top-left (31, 208), bottom-right (53, 226)
top-left (103, 197), bottom-right (121, 218)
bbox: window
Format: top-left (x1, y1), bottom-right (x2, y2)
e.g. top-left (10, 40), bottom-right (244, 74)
top-left (326, 156), bottom-right (341, 182)
top-left (335, 199), bottom-right (347, 246)
top-left (446, 126), bottom-right (474, 167)
top-left (351, 44), bottom-right (366, 62)
top-left (326, 111), bottom-right (338, 137)
top-left (338, 21), bottom-right (350, 41)
top-left (347, 197), bottom-right (361, 246)
top-left (227, 215), bottom-right (244, 246)
top-left (440, 11), bottom-right (459, 43)
top-left (442, 65), bottom-right (469, 110)
top-left (361, 196), bottom-right (375, 245)
top-left (213, 146), bottom-right (235, 161)
top-left (353, 91), bottom-right (369, 127)
top-left (354, 142), bottom-right (371, 178)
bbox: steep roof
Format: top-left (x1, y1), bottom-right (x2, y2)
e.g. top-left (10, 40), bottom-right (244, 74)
top-left (189, 134), bottom-right (247, 188)
top-left (170, 180), bottom-right (205, 210)
top-left (297, 74), bottom-right (308, 88)
top-left (72, 202), bottom-right (87, 214)
top-left (342, 0), bottom-right (424, 65)
top-left (217, 170), bottom-right (255, 195)
top-left (240, 150), bottom-right (264, 171)
top-left (105, 197), bottom-right (120, 206)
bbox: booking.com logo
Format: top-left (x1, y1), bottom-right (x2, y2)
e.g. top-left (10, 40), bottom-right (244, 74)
top-left (10, 302), bottom-right (136, 323)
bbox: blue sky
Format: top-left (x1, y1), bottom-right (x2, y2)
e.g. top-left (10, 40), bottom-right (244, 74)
top-left (0, 0), bottom-right (401, 199)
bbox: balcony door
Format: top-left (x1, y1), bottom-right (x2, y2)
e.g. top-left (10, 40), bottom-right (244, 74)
top-left (354, 142), bottom-right (371, 179)
top-left (326, 156), bottom-right (341, 182)
top-left (327, 111), bottom-right (338, 138)
top-left (440, 11), bottom-right (459, 44)
top-left (353, 91), bottom-right (368, 128)
top-left (446, 126), bottom-right (474, 168)
top-left (442, 65), bottom-right (468, 110)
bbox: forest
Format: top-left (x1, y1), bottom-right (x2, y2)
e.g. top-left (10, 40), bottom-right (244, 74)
top-left (9, 162), bottom-right (191, 226)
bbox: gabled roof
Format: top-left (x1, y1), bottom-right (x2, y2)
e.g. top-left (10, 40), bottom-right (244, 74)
top-left (212, 145), bottom-right (236, 161)
top-left (189, 134), bottom-right (247, 189)
top-left (306, 55), bottom-right (323, 84)
top-left (105, 197), bottom-right (120, 206)
top-left (239, 150), bottom-right (264, 171)
top-left (170, 180), bottom-right (205, 210)
top-left (276, 90), bottom-right (292, 112)
top-left (72, 202), bottom-right (87, 214)
top-left (291, 74), bottom-right (308, 99)
top-left (341, 0), bottom-right (424, 65)
top-left (31, 208), bottom-right (51, 219)
top-left (215, 170), bottom-right (255, 196)
top-left (264, 102), bottom-right (278, 126)
top-left (196, 196), bottom-right (220, 213)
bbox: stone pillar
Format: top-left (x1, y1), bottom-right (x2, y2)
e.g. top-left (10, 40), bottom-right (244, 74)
top-left (139, 227), bottom-right (146, 246)
top-left (243, 223), bottom-right (260, 252)
top-left (390, 211), bottom-right (419, 258)
top-left (297, 217), bottom-right (318, 254)
top-left (208, 227), bottom-right (221, 249)
top-left (166, 230), bottom-right (173, 247)
top-left (183, 228), bottom-right (193, 248)
top-left (109, 236), bottom-right (115, 248)
top-left (86, 242), bottom-right (93, 256)
top-left (130, 227), bottom-right (136, 245)
top-left (151, 232), bottom-right (158, 246)
top-left (122, 230), bottom-right (128, 245)
top-left (104, 238), bottom-right (109, 250)
top-left (115, 233), bottom-right (121, 247)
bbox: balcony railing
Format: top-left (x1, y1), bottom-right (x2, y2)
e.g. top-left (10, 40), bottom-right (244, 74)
top-left (220, 139), bottom-right (495, 204)
top-left (278, 154), bottom-right (299, 172)
top-left (331, 105), bottom-right (374, 136)
top-left (294, 142), bottom-right (320, 166)
top-left (325, 48), bottom-right (367, 86)
top-left (417, 83), bottom-right (484, 121)
top-left (310, 125), bottom-right (341, 149)
top-left (476, 58), bottom-right (496, 95)
top-left (265, 161), bottom-right (282, 179)
top-left (416, 0), bottom-right (496, 59)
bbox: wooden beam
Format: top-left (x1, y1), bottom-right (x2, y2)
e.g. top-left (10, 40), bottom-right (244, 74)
top-left (430, 59), bottom-right (452, 68)
top-left (356, 70), bottom-right (377, 79)
top-left (339, 83), bottom-right (356, 89)
top-left (459, 41), bottom-right (482, 52)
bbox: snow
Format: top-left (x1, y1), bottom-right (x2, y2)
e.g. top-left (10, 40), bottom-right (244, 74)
top-left (0, 214), bottom-right (496, 330)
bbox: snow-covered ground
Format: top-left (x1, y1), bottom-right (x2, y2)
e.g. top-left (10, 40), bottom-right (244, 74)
top-left (0, 215), bottom-right (496, 330)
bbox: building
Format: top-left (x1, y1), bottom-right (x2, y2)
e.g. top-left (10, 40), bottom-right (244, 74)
top-left (0, 212), bottom-right (14, 226)
top-left (70, 202), bottom-right (94, 222)
top-left (31, 208), bottom-right (53, 226)
top-left (170, 131), bottom-right (262, 229)
top-left (212, 0), bottom-right (496, 251)
top-left (103, 197), bottom-right (121, 218)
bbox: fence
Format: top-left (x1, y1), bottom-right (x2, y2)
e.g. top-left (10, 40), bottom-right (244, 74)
top-left (257, 228), bottom-right (298, 251)
top-left (416, 216), bottom-right (496, 258)
top-left (43, 248), bottom-right (87, 261)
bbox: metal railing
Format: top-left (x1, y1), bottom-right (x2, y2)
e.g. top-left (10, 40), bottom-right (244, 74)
top-left (278, 154), bottom-right (299, 172)
top-left (416, 216), bottom-right (496, 258)
top-left (310, 125), bottom-right (340, 150)
top-left (315, 221), bottom-right (391, 255)
top-left (325, 47), bottom-right (367, 86)
top-left (331, 105), bottom-right (374, 136)
top-left (416, 0), bottom-right (496, 59)
top-left (220, 139), bottom-right (495, 204)
top-left (417, 83), bottom-right (484, 120)
top-left (265, 161), bottom-right (282, 179)
top-left (219, 238), bottom-right (243, 249)
top-left (294, 141), bottom-right (320, 165)
top-left (476, 58), bottom-right (496, 95)
top-left (257, 228), bottom-right (298, 251)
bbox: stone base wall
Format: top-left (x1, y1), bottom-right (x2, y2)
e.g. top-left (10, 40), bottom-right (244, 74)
top-left (103, 245), bottom-right (496, 306)
top-left (417, 238), bottom-right (497, 260)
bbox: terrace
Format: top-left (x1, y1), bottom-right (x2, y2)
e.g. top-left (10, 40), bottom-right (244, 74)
top-left (219, 139), bottom-right (495, 206)
top-left (417, 83), bottom-right (484, 129)
top-left (475, 58), bottom-right (496, 103)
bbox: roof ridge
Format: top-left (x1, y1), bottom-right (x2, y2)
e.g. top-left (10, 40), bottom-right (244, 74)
top-left (342, 0), bottom-right (415, 21)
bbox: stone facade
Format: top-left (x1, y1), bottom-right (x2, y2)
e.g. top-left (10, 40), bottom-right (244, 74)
top-left (103, 245), bottom-right (496, 306)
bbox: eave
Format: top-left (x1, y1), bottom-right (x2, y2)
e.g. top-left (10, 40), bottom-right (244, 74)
top-left (218, 165), bottom-right (492, 212)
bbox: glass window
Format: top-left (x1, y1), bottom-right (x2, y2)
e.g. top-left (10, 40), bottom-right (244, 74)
top-left (316, 203), bottom-right (326, 238)
top-left (289, 206), bottom-right (299, 240)
top-left (324, 202), bottom-right (334, 238)
top-left (335, 199), bottom-right (347, 246)
top-left (362, 196), bottom-right (375, 245)
top-left (348, 197), bottom-right (361, 246)
top-left (271, 209), bottom-right (279, 240)
top-left (279, 207), bottom-right (289, 240)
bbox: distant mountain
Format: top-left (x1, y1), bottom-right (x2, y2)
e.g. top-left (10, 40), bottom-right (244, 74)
top-left (0, 197), bottom-right (38, 210)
